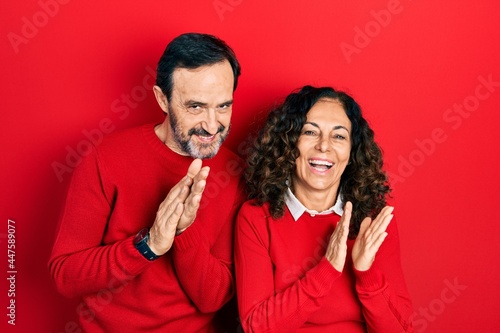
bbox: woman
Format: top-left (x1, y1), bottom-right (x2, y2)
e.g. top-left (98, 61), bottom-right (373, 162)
top-left (235, 86), bottom-right (413, 332)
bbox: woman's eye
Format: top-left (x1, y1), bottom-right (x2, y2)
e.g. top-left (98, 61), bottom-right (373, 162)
top-left (303, 130), bottom-right (316, 136)
top-left (333, 134), bottom-right (345, 140)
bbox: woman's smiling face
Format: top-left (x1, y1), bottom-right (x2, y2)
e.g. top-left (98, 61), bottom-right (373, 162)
top-left (292, 98), bottom-right (352, 203)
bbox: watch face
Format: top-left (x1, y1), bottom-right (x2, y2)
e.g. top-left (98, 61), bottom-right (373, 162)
top-left (134, 228), bottom-right (149, 244)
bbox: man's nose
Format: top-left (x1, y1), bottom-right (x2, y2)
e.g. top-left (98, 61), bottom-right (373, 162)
top-left (202, 109), bottom-right (219, 134)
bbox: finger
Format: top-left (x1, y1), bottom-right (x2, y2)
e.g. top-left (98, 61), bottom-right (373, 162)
top-left (371, 213), bottom-right (393, 236)
top-left (191, 182), bottom-right (207, 204)
top-left (160, 174), bottom-right (192, 210)
top-left (179, 168), bottom-right (208, 222)
top-left (149, 202), bottom-right (184, 255)
top-left (335, 201), bottom-right (352, 231)
top-left (326, 229), bottom-right (348, 272)
top-left (177, 194), bottom-right (203, 231)
top-left (367, 206), bottom-right (393, 234)
top-left (186, 159), bottom-right (203, 179)
top-left (331, 219), bottom-right (349, 248)
top-left (368, 231), bottom-right (388, 254)
top-left (169, 202), bottom-right (184, 227)
top-left (358, 217), bottom-right (371, 237)
top-left (185, 179), bottom-right (205, 211)
top-left (158, 184), bottom-right (189, 218)
top-left (184, 193), bottom-right (202, 220)
top-left (340, 201), bottom-right (352, 235)
top-left (156, 191), bottom-right (185, 226)
top-left (178, 175), bottom-right (207, 228)
top-left (190, 167), bottom-right (210, 195)
top-left (343, 201), bottom-right (353, 222)
top-left (176, 166), bottom-right (209, 231)
top-left (374, 206), bottom-right (394, 224)
top-left (340, 212), bottom-right (350, 236)
top-left (363, 216), bottom-right (392, 255)
top-left (177, 159), bottom-right (203, 189)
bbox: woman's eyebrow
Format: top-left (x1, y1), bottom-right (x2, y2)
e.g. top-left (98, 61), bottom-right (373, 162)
top-left (305, 122), bottom-right (350, 133)
top-left (333, 125), bottom-right (350, 133)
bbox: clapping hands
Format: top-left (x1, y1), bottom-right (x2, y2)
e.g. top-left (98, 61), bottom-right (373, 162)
top-left (148, 159), bottom-right (210, 256)
top-left (325, 202), bottom-right (394, 272)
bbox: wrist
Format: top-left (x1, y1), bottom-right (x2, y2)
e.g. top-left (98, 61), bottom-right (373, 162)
top-left (146, 238), bottom-right (162, 256)
top-left (353, 257), bottom-right (374, 271)
top-left (134, 228), bottom-right (161, 261)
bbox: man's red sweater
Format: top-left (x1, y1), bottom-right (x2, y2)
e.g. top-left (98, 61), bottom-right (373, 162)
top-left (49, 123), bottom-right (245, 332)
top-left (235, 200), bottom-right (414, 332)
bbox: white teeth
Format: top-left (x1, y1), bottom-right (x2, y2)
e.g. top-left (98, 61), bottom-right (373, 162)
top-left (308, 159), bottom-right (333, 167)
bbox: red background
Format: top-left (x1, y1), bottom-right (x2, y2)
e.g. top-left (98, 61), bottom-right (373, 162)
top-left (1, 0), bottom-right (500, 332)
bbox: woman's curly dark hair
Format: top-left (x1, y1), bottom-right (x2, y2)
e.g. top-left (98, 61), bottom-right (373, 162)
top-left (246, 85), bottom-right (391, 238)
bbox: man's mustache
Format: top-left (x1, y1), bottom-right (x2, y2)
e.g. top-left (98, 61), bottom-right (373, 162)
top-left (188, 126), bottom-right (225, 136)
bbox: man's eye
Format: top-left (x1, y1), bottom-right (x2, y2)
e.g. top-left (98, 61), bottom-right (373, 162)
top-left (187, 105), bottom-right (204, 113)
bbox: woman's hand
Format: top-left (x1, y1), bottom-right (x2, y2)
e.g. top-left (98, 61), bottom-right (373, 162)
top-left (352, 206), bottom-right (394, 271)
top-left (325, 201), bottom-right (352, 272)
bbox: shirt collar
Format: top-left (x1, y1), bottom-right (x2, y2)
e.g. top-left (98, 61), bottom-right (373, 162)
top-left (284, 187), bottom-right (344, 221)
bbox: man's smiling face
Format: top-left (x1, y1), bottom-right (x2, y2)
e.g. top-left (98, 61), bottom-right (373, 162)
top-left (164, 60), bottom-right (234, 159)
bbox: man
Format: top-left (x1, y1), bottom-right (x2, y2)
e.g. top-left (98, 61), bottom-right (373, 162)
top-left (49, 33), bottom-right (245, 332)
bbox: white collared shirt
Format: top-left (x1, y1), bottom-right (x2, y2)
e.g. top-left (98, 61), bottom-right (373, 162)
top-left (284, 187), bottom-right (344, 221)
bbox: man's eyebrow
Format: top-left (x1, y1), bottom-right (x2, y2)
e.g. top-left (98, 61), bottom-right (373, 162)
top-left (183, 100), bottom-right (233, 107)
top-left (184, 100), bottom-right (208, 107)
top-left (219, 99), bottom-right (233, 106)
top-left (304, 122), bottom-right (350, 133)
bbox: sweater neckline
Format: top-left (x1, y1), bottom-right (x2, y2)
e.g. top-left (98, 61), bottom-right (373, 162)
top-left (142, 122), bottom-right (193, 165)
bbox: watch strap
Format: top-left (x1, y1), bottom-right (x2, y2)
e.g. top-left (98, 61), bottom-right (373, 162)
top-left (134, 229), bottom-right (160, 261)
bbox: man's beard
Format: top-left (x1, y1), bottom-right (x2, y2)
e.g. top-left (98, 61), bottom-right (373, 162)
top-left (168, 108), bottom-right (229, 159)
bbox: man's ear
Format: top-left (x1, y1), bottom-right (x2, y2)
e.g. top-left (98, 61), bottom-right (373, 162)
top-left (153, 85), bottom-right (169, 113)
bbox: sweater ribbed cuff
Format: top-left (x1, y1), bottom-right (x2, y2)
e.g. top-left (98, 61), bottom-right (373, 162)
top-left (307, 258), bottom-right (342, 296)
top-left (316, 257), bottom-right (342, 280)
top-left (172, 220), bottom-right (203, 251)
top-left (118, 235), bottom-right (153, 275)
top-left (354, 266), bottom-right (386, 294)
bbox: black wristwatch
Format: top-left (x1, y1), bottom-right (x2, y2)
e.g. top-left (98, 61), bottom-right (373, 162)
top-left (134, 228), bottom-right (160, 261)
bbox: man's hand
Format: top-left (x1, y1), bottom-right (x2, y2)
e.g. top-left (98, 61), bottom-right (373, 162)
top-left (147, 159), bottom-right (210, 256)
top-left (176, 161), bottom-right (210, 234)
